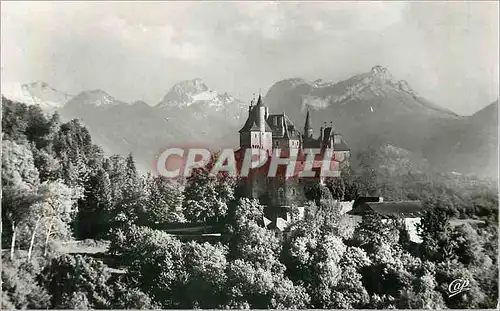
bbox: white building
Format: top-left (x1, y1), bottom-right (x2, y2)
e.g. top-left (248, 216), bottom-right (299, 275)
top-left (347, 197), bottom-right (424, 243)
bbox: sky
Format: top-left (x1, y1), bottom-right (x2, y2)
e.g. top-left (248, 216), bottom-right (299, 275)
top-left (1, 1), bottom-right (498, 115)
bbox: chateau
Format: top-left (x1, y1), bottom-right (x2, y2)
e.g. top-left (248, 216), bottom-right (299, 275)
top-left (236, 94), bottom-right (351, 227)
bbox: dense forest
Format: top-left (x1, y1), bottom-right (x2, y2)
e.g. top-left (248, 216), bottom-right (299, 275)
top-left (1, 97), bottom-right (498, 309)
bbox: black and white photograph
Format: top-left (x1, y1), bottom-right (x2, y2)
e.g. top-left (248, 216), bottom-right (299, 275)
top-left (1, 1), bottom-right (498, 309)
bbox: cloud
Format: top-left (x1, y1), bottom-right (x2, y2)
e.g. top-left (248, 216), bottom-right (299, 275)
top-left (297, 2), bottom-right (406, 33)
top-left (97, 15), bottom-right (204, 60)
top-left (229, 2), bottom-right (406, 41)
top-left (302, 95), bottom-right (330, 110)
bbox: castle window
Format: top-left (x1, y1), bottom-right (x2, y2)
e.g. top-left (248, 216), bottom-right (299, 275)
top-left (278, 188), bottom-right (284, 203)
top-left (291, 188), bottom-right (296, 196)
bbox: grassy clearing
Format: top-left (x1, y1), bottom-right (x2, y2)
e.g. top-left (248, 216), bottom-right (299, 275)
top-left (55, 239), bottom-right (110, 254)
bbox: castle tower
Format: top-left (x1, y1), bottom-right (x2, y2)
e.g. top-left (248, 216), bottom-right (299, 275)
top-left (256, 94), bottom-right (267, 133)
top-left (238, 93), bottom-right (272, 154)
top-left (303, 109), bottom-right (313, 140)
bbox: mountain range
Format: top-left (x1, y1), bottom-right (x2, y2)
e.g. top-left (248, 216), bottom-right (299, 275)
top-left (55, 79), bottom-right (245, 172)
top-left (2, 81), bottom-right (74, 111)
top-left (2, 66), bottom-right (497, 178)
top-left (264, 66), bottom-right (498, 179)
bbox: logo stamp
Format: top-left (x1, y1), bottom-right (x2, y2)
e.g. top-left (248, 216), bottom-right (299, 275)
top-left (154, 147), bottom-right (342, 179)
top-left (448, 278), bottom-right (470, 298)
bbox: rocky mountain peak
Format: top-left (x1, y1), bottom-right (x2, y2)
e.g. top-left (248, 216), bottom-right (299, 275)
top-left (157, 78), bottom-right (245, 112)
top-left (132, 100), bottom-right (149, 106)
top-left (88, 89), bottom-right (113, 95)
top-left (270, 78), bottom-right (310, 90)
top-left (171, 78), bottom-right (209, 95)
top-left (159, 78), bottom-right (213, 107)
top-left (369, 65), bottom-right (393, 83)
top-left (67, 89), bottom-right (117, 107)
top-left (25, 80), bottom-right (49, 89)
top-left (2, 81), bottom-right (73, 111)
top-left (371, 65), bottom-right (387, 74)
top-left (397, 80), bottom-right (414, 95)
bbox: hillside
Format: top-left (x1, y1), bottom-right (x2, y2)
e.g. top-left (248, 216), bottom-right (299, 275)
top-left (264, 66), bottom-right (496, 178)
top-left (424, 100), bottom-right (498, 178)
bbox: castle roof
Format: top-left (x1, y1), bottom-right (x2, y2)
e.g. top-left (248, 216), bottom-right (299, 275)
top-left (322, 127), bottom-right (333, 146)
top-left (283, 123), bottom-right (290, 139)
top-left (256, 94), bottom-right (264, 107)
top-left (303, 125), bottom-right (350, 151)
top-left (304, 109), bottom-right (311, 130)
top-left (239, 111), bottom-right (254, 133)
top-left (239, 106), bottom-right (273, 132)
top-left (333, 139), bottom-right (350, 151)
top-left (267, 113), bottom-right (301, 140)
top-left (250, 121), bottom-right (261, 131)
top-left (302, 138), bottom-right (322, 148)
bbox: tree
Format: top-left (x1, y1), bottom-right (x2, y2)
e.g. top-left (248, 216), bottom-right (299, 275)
top-left (27, 181), bottom-right (82, 259)
top-left (39, 254), bottom-right (113, 309)
top-left (180, 241), bottom-right (228, 308)
top-left (304, 183), bottom-right (332, 206)
top-left (396, 261), bottom-right (446, 309)
top-left (75, 167), bottom-right (113, 239)
top-left (108, 279), bottom-right (157, 309)
top-left (108, 225), bottom-right (186, 308)
top-left (230, 197), bottom-right (264, 229)
top-left (104, 155), bottom-right (127, 209)
top-left (330, 264), bottom-right (370, 308)
top-left (1, 140), bottom-right (40, 190)
top-left (308, 199), bottom-right (343, 234)
top-left (1, 97), bottom-right (30, 142)
top-left (353, 146), bottom-right (381, 197)
top-left (144, 174), bottom-right (185, 225)
top-left (434, 259), bottom-right (488, 308)
top-left (450, 223), bottom-right (483, 265)
top-left (1, 140), bottom-right (41, 260)
top-left (325, 167), bottom-right (359, 201)
top-left (30, 145), bottom-right (62, 183)
top-left (352, 211), bottom-right (400, 252)
top-left (234, 222), bottom-right (283, 270)
top-left (284, 230), bottom-right (348, 308)
top-left (118, 153), bottom-right (144, 222)
top-left (25, 105), bottom-right (51, 148)
top-left (224, 259), bottom-right (310, 309)
top-left (53, 119), bottom-right (99, 188)
top-left (1, 258), bottom-right (50, 309)
top-left (282, 199), bottom-right (372, 308)
top-left (182, 167), bottom-right (235, 223)
top-left (417, 201), bottom-right (455, 262)
top-left (102, 154), bottom-right (146, 228)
